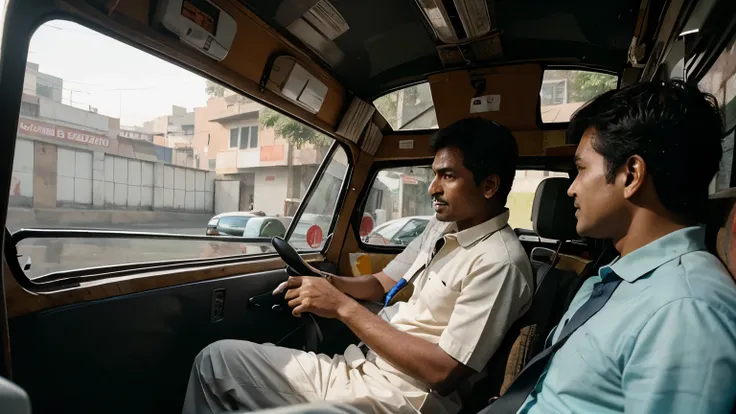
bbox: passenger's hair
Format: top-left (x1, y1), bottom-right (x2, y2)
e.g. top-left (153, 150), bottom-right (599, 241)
top-left (568, 80), bottom-right (724, 222)
top-left (430, 117), bottom-right (518, 204)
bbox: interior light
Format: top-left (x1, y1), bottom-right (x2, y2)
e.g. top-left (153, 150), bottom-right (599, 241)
top-left (415, 0), bottom-right (492, 44)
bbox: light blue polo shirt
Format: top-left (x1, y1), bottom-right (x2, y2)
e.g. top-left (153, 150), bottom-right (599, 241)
top-left (520, 226), bottom-right (736, 414)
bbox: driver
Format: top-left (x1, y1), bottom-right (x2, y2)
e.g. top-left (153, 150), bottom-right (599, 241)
top-left (182, 117), bottom-right (534, 414)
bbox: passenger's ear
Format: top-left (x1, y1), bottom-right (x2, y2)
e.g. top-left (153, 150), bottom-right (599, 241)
top-left (483, 174), bottom-right (500, 200)
top-left (622, 155), bottom-right (646, 199)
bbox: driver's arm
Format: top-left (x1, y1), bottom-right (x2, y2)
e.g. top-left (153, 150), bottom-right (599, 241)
top-left (337, 259), bottom-right (530, 395)
top-left (325, 224), bottom-right (426, 302)
top-left (326, 271), bottom-right (396, 302)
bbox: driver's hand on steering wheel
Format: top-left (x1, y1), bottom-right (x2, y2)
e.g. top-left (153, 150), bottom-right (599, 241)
top-left (275, 276), bottom-right (354, 319)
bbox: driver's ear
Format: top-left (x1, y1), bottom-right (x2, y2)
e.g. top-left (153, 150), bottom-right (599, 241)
top-left (483, 174), bottom-right (500, 200)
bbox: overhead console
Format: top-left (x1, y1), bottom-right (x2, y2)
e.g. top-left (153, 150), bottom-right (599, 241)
top-left (155, 0), bottom-right (238, 61)
top-left (261, 56), bottom-right (329, 114)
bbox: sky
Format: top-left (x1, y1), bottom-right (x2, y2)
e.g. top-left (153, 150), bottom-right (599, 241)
top-left (26, 19), bottom-right (210, 127)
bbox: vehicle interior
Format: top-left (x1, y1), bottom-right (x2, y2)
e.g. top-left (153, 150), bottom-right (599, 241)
top-left (0, 0), bottom-right (734, 413)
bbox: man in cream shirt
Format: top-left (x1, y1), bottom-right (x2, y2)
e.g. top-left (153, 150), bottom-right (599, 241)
top-left (182, 118), bottom-right (533, 414)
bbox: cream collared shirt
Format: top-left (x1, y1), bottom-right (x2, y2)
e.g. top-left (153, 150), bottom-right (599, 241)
top-left (378, 210), bottom-right (533, 373)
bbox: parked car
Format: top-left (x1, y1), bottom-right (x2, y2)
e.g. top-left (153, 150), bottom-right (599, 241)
top-left (206, 212), bottom-right (289, 238)
top-left (363, 216), bottom-right (432, 246)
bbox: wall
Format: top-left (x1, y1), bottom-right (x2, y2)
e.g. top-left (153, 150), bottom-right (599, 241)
top-left (193, 97), bottom-right (229, 168)
top-left (39, 97), bottom-right (111, 132)
top-left (103, 156), bottom-right (153, 209)
top-left (25, 63), bottom-right (63, 103)
top-left (153, 163), bottom-right (214, 212)
top-left (56, 147), bottom-right (93, 206)
top-left (214, 180), bottom-right (241, 214)
top-left (144, 116), bottom-right (169, 135)
top-left (13, 138), bottom-right (214, 213)
top-left (253, 167), bottom-right (288, 216)
top-left (9, 139), bottom-right (34, 207)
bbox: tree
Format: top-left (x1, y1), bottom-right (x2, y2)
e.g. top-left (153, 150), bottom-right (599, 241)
top-left (545, 70), bottom-right (618, 103)
top-left (259, 108), bottom-right (331, 216)
top-left (205, 80), bottom-right (225, 99)
top-left (259, 108), bottom-right (330, 149)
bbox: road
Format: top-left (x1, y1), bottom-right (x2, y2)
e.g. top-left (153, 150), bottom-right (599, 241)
top-left (10, 221), bottom-right (275, 280)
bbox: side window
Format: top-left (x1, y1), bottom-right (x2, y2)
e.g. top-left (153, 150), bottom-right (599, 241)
top-left (507, 170), bottom-right (569, 229)
top-left (360, 166), bottom-right (569, 247)
top-left (540, 70), bottom-right (618, 123)
top-left (698, 31), bottom-right (735, 194)
top-left (373, 83), bottom-right (438, 131)
top-left (8, 20), bottom-right (336, 280)
top-left (287, 146), bottom-right (349, 250)
top-left (393, 219), bottom-right (428, 246)
top-left (361, 166), bottom-right (435, 247)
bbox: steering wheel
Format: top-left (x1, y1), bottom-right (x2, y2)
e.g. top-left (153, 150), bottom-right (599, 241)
top-left (271, 237), bottom-right (320, 277)
top-left (245, 237), bottom-right (324, 352)
top-left (247, 237), bottom-right (323, 311)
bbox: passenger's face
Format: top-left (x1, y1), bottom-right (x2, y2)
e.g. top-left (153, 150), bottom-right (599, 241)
top-left (567, 128), bottom-right (628, 238)
top-left (428, 147), bottom-right (497, 225)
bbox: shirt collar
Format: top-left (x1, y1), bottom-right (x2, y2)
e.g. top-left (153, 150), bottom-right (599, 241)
top-left (604, 226), bottom-right (707, 283)
top-left (445, 209), bottom-right (510, 248)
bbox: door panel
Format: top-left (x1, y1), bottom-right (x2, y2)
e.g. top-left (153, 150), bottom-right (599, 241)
top-left (4, 251), bottom-right (323, 318)
top-left (9, 268), bottom-right (302, 414)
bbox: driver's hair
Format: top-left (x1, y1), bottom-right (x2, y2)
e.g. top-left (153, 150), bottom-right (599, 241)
top-left (430, 117), bottom-right (518, 205)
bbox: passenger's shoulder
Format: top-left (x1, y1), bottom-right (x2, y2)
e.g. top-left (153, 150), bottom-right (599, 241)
top-left (653, 251), bottom-right (736, 315)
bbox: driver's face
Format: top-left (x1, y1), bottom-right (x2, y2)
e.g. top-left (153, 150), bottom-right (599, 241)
top-left (427, 147), bottom-right (489, 224)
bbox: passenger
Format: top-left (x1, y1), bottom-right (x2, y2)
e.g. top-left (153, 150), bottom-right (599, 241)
top-left (182, 118), bottom-right (534, 414)
top-left (484, 81), bottom-right (736, 414)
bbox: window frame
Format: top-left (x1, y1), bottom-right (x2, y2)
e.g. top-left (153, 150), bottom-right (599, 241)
top-left (353, 157), bottom-right (574, 254)
top-left (3, 15), bottom-right (350, 289)
top-left (229, 124), bottom-right (259, 149)
top-left (283, 141), bottom-right (353, 252)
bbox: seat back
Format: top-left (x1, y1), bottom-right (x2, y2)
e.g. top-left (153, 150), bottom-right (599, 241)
top-left (459, 177), bottom-right (586, 413)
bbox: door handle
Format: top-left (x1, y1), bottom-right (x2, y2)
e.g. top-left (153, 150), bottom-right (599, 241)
top-left (211, 288), bottom-right (226, 323)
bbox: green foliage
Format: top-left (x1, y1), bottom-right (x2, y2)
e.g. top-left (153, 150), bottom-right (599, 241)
top-left (545, 70), bottom-right (618, 103)
top-left (568, 72), bottom-right (618, 102)
top-left (259, 108), bottom-right (330, 149)
top-left (205, 80), bottom-right (225, 98)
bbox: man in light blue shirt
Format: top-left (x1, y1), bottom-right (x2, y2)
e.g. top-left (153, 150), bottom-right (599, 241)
top-left (241, 85), bottom-right (736, 414)
top-left (516, 81), bottom-right (736, 413)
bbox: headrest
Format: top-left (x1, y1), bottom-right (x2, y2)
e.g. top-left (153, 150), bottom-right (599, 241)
top-left (532, 177), bottom-right (579, 241)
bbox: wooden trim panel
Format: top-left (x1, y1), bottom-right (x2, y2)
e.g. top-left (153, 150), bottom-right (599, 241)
top-left (4, 253), bottom-right (322, 318)
top-left (60, 0), bottom-right (348, 137)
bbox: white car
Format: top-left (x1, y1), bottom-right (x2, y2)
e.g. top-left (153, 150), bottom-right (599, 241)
top-left (363, 216), bottom-right (432, 246)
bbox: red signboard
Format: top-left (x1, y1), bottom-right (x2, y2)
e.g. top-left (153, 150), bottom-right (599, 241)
top-left (359, 215), bottom-right (375, 237)
top-left (17, 117), bottom-right (110, 148)
top-left (401, 175), bottom-right (419, 185)
top-left (306, 225), bottom-right (323, 248)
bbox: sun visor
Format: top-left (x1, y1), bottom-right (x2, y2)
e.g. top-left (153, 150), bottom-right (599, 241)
top-left (428, 64), bottom-right (543, 131)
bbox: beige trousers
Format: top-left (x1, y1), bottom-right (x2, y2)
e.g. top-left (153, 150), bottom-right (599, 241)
top-left (181, 340), bottom-right (454, 414)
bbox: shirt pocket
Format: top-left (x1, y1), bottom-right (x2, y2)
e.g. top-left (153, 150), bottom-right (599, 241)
top-left (418, 275), bottom-right (461, 323)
